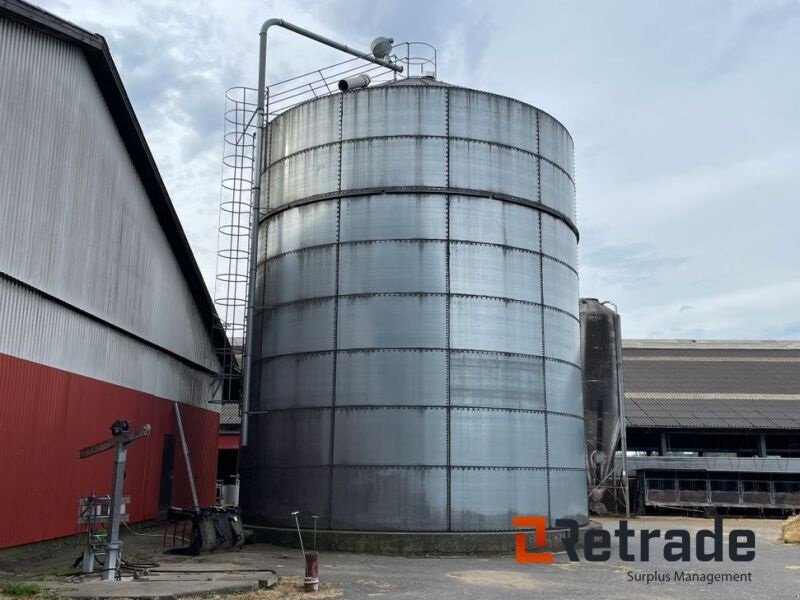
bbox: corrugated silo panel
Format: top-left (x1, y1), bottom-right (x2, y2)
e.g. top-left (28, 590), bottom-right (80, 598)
top-left (450, 243), bottom-right (541, 303)
top-left (540, 159), bottom-right (575, 218)
top-left (540, 213), bottom-right (578, 267)
top-left (331, 467), bottom-right (448, 531)
top-left (265, 246), bottom-right (336, 305)
top-left (269, 94), bottom-right (340, 162)
top-left (258, 354), bottom-right (334, 410)
top-left (336, 295), bottom-right (446, 349)
top-left (541, 260), bottom-right (579, 316)
top-left (448, 89), bottom-right (537, 153)
top-left (449, 196), bottom-right (538, 251)
top-left (340, 194), bottom-right (447, 241)
top-left (545, 361), bottom-right (584, 416)
top-left (547, 415), bottom-right (586, 469)
top-left (338, 241), bottom-right (446, 294)
top-left (450, 409), bottom-right (547, 468)
top-left (450, 297), bottom-right (542, 355)
top-left (449, 352), bottom-right (545, 410)
top-left (334, 407), bottom-right (447, 465)
top-left (340, 138), bottom-right (447, 189)
top-left (246, 467), bottom-right (331, 529)
top-left (449, 140), bottom-right (537, 201)
top-left (253, 410), bottom-right (331, 467)
top-left (257, 222), bottom-right (269, 265)
top-left (335, 350), bottom-right (447, 406)
top-left (543, 309), bottom-right (581, 365)
top-left (268, 145), bottom-right (340, 207)
top-left (537, 110), bottom-right (575, 177)
top-left (549, 470), bottom-right (587, 522)
top-left (263, 300), bottom-right (335, 356)
top-left (266, 201), bottom-right (338, 257)
top-left (450, 469), bottom-right (549, 531)
top-left (341, 86), bottom-right (447, 138)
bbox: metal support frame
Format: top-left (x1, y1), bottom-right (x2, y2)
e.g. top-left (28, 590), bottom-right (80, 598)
top-left (173, 402), bottom-right (200, 511)
top-left (104, 442), bottom-right (127, 580)
top-left (240, 19), bottom-right (403, 446)
top-left (758, 434), bottom-right (768, 458)
top-left (78, 422), bottom-right (150, 581)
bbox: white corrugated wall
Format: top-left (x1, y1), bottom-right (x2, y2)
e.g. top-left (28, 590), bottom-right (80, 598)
top-left (0, 17), bottom-right (221, 403)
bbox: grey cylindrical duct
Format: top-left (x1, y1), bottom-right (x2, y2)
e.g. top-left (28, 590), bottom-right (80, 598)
top-left (338, 74), bottom-right (370, 91)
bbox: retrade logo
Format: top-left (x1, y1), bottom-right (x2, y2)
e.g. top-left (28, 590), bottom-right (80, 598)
top-left (513, 516), bottom-right (756, 564)
top-left (511, 515), bottom-right (554, 563)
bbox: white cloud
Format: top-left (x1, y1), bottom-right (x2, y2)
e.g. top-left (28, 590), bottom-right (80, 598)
top-left (34, 0), bottom-right (800, 340)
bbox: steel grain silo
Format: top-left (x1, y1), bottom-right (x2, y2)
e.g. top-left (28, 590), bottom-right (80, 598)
top-left (242, 77), bottom-right (586, 531)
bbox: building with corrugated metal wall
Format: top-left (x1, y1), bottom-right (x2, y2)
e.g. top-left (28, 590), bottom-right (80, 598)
top-left (0, 0), bottom-right (233, 548)
top-left (622, 339), bottom-right (800, 513)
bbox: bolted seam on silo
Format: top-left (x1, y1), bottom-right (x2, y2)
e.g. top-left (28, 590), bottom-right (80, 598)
top-left (241, 81), bottom-right (587, 532)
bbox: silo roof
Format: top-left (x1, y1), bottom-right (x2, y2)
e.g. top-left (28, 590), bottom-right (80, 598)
top-left (376, 76), bottom-right (455, 87)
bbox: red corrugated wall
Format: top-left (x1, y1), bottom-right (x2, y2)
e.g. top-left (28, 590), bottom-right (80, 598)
top-left (0, 352), bottom-right (219, 548)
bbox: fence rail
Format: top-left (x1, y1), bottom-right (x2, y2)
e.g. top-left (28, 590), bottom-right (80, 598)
top-left (644, 476), bottom-right (800, 508)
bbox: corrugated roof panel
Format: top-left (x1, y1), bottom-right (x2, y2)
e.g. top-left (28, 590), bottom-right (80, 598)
top-left (622, 342), bottom-right (800, 430)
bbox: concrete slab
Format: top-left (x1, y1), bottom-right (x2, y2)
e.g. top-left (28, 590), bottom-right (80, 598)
top-left (43, 569), bottom-right (278, 599)
top-left (250, 522), bottom-right (601, 556)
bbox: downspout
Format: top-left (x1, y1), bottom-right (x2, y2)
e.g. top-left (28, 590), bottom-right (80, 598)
top-left (240, 19), bottom-right (403, 446)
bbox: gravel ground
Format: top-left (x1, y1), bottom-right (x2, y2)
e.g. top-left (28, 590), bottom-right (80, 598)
top-left (1, 516), bottom-right (798, 599)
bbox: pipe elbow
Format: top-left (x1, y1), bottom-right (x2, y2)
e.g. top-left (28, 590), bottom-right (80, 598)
top-left (260, 18), bottom-right (284, 35)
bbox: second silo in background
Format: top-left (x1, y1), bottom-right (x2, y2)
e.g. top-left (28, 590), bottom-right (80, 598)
top-left (241, 76), bottom-right (585, 531)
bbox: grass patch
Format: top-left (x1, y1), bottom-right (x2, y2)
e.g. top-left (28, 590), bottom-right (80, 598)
top-left (2, 583), bottom-right (41, 596)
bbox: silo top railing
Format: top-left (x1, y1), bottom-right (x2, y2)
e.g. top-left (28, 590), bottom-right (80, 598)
top-left (213, 42), bottom-right (437, 401)
top-left (265, 42), bottom-right (437, 117)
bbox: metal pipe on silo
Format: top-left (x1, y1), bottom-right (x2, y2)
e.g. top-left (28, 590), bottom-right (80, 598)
top-left (240, 19), bottom-right (403, 446)
top-left (338, 74), bottom-right (371, 91)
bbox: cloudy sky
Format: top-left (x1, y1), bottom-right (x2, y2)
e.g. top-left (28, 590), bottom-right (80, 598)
top-left (38, 0), bottom-right (800, 339)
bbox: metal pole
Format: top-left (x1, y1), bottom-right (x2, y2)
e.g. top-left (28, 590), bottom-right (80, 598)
top-left (240, 19), bottom-right (404, 447)
top-left (104, 443), bottom-right (127, 581)
top-left (173, 402), bottom-right (200, 511)
top-left (312, 514), bottom-right (319, 552)
top-left (291, 511), bottom-right (306, 558)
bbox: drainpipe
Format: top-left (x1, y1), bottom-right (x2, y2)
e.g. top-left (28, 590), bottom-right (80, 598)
top-left (240, 20), bottom-right (404, 446)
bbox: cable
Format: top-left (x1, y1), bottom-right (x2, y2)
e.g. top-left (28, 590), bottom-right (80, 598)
top-left (122, 521), bottom-right (163, 538)
top-left (121, 559), bottom-right (159, 570)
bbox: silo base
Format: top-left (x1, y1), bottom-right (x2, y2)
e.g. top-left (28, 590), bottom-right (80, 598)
top-left (247, 522), bottom-right (600, 556)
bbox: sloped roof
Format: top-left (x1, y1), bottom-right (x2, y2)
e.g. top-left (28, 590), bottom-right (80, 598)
top-left (377, 76), bottom-right (454, 87)
top-left (0, 0), bottom-right (239, 389)
top-left (623, 340), bottom-right (800, 430)
top-left (220, 403), bottom-right (241, 426)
